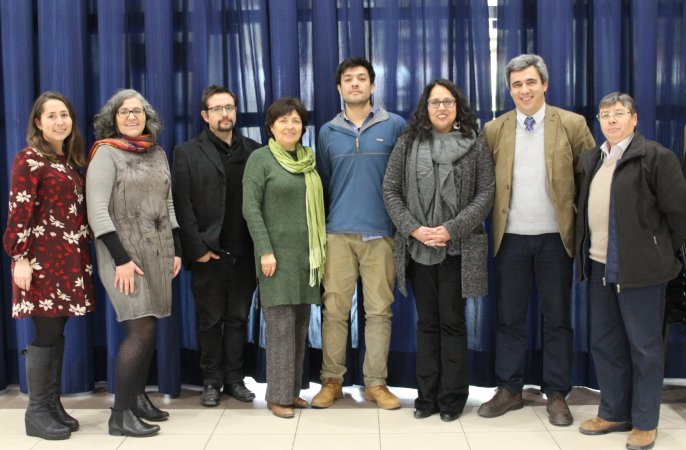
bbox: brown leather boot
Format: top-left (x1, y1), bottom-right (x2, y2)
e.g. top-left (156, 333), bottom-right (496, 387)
top-left (292, 397), bottom-right (309, 408)
top-left (578, 416), bottom-right (632, 435)
top-left (311, 378), bottom-right (343, 408)
top-left (477, 387), bottom-right (523, 418)
top-left (267, 402), bottom-right (294, 419)
top-left (546, 392), bottom-right (573, 426)
top-left (626, 428), bottom-right (657, 450)
top-left (363, 385), bottom-right (400, 410)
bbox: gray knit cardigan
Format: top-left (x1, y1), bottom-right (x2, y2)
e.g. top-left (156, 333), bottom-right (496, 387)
top-left (382, 133), bottom-right (495, 297)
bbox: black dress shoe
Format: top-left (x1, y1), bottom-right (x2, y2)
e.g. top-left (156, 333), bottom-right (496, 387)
top-left (224, 382), bottom-right (255, 402)
top-left (413, 409), bottom-right (436, 419)
top-left (133, 393), bottom-right (169, 422)
top-left (440, 411), bottom-right (460, 422)
top-left (200, 385), bottom-right (221, 407)
top-left (108, 409), bottom-right (160, 437)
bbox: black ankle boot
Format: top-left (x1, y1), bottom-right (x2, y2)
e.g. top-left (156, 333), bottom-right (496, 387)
top-left (47, 338), bottom-right (79, 431)
top-left (108, 408), bottom-right (160, 437)
top-left (24, 346), bottom-right (71, 440)
top-left (132, 393), bottom-right (169, 422)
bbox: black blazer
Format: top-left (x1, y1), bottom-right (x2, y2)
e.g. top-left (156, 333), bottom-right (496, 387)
top-left (171, 128), bottom-right (260, 266)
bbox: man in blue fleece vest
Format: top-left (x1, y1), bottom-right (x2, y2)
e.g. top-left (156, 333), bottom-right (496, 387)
top-left (312, 57), bottom-right (406, 410)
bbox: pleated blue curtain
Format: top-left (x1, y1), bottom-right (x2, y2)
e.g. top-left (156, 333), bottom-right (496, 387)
top-left (3, 0), bottom-right (684, 396)
top-left (496, 0), bottom-right (686, 387)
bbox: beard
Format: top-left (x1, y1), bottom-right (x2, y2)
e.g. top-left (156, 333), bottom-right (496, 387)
top-left (216, 119), bottom-right (234, 132)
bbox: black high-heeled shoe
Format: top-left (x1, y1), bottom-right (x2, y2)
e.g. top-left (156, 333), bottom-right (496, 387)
top-left (108, 408), bottom-right (160, 437)
top-left (132, 393), bottom-right (169, 422)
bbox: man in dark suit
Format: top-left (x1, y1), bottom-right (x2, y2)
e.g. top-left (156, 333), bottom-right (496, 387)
top-left (477, 54), bottom-right (595, 426)
top-left (172, 85), bottom-right (261, 407)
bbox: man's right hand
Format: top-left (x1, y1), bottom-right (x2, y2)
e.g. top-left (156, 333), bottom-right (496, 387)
top-left (197, 250), bottom-right (220, 263)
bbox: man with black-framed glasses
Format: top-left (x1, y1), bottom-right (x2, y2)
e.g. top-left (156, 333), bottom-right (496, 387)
top-left (172, 85), bottom-right (261, 407)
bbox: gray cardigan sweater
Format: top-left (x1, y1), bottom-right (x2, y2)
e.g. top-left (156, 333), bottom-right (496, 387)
top-left (382, 132), bottom-right (495, 297)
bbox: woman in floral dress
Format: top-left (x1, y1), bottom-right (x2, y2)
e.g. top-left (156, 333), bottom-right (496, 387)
top-left (3, 92), bottom-right (95, 441)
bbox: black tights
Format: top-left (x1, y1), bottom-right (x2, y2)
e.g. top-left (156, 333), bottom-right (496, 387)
top-left (31, 317), bottom-right (68, 347)
top-left (113, 316), bottom-right (156, 411)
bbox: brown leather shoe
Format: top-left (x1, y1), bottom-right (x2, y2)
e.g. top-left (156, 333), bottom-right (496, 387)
top-left (579, 416), bottom-right (632, 435)
top-left (363, 385), bottom-right (400, 410)
top-left (267, 401), bottom-right (294, 419)
top-left (292, 397), bottom-right (309, 408)
top-left (311, 378), bottom-right (343, 408)
top-left (546, 392), bottom-right (573, 426)
top-left (477, 387), bottom-right (523, 418)
top-left (626, 428), bottom-right (657, 450)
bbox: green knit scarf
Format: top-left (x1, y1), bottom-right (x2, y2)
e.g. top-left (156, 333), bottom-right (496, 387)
top-left (268, 138), bottom-right (326, 286)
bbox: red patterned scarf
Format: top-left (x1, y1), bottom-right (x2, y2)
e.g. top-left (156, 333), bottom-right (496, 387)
top-left (88, 135), bottom-right (155, 162)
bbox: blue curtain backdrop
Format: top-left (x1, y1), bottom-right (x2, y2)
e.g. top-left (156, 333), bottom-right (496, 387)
top-left (1, 0), bottom-right (685, 396)
top-left (0, 0), bottom-right (493, 394)
top-left (496, 0), bottom-right (686, 387)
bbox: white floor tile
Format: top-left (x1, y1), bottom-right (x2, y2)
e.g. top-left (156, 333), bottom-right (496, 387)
top-left (459, 405), bottom-right (548, 432)
top-left (117, 434), bottom-right (211, 450)
top-left (378, 408), bottom-right (463, 433)
top-left (0, 409), bottom-right (26, 434)
top-left (660, 403), bottom-right (686, 428)
top-left (206, 433), bottom-right (295, 450)
top-left (160, 408), bottom-right (224, 434)
top-left (0, 434), bottom-right (40, 450)
top-left (654, 428), bottom-right (686, 449)
top-left (550, 429), bottom-right (631, 450)
top-left (297, 408), bottom-right (379, 434)
top-left (33, 433), bottom-right (125, 449)
top-left (380, 432), bottom-right (469, 450)
top-left (466, 430), bottom-right (560, 450)
top-left (69, 408), bottom-right (111, 434)
top-left (214, 409), bottom-right (300, 434)
top-left (293, 433), bottom-right (380, 450)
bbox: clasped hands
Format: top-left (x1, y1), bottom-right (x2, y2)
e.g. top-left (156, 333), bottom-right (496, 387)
top-left (411, 225), bottom-right (451, 248)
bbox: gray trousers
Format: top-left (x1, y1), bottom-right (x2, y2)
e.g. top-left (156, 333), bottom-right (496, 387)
top-left (263, 304), bottom-right (311, 405)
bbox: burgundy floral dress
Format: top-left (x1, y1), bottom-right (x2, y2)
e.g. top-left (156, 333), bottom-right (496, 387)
top-left (3, 148), bottom-right (95, 318)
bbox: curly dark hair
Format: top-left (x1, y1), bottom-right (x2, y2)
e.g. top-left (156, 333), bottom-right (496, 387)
top-left (403, 79), bottom-right (478, 143)
top-left (26, 91), bottom-right (86, 168)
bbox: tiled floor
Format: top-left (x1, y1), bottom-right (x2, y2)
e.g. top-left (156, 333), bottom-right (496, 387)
top-left (0, 379), bottom-right (684, 449)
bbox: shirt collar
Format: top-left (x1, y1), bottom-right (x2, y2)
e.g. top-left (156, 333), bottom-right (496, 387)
top-left (343, 105), bottom-right (378, 130)
top-left (516, 103), bottom-right (546, 129)
top-left (601, 133), bottom-right (634, 160)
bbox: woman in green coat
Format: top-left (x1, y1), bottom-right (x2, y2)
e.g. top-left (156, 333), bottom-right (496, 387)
top-left (242, 97), bottom-right (326, 419)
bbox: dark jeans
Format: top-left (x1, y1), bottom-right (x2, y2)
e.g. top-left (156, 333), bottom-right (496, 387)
top-left (409, 256), bottom-right (468, 414)
top-left (190, 254), bottom-right (256, 387)
top-left (589, 261), bottom-right (666, 430)
top-left (494, 233), bottom-right (573, 395)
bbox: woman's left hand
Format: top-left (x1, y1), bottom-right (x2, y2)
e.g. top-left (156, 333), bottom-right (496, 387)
top-left (432, 226), bottom-right (452, 245)
top-left (172, 256), bottom-right (182, 278)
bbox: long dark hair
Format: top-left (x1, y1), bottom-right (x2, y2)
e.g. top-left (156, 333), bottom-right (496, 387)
top-left (403, 79), bottom-right (478, 143)
top-left (26, 91), bottom-right (86, 168)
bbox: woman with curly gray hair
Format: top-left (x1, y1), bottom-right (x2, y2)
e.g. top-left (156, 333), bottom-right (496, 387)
top-left (86, 89), bottom-right (181, 437)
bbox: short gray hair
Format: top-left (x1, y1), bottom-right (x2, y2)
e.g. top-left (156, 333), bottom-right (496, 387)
top-left (598, 92), bottom-right (636, 114)
top-left (505, 54), bottom-right (549, 86)
top-left (93, 89), bottom-right (163, 139)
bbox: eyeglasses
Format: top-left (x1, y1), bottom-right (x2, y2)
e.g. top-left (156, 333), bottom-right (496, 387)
top-left (596, 110), bottom-right (632, 121)
top-left (428, 99), bottom-right (456, 109)
top-left (117, 108), bottom-right (145, 118)
top-left (206, 104), bottom-right (236, 114)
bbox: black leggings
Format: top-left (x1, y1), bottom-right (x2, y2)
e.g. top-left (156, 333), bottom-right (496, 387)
top-left (113, 316), bottom-right (156, 411)
top-left (31, 317), bottom-right (68, 347)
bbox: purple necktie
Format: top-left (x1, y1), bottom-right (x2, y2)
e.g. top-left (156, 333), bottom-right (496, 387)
top-left (524, 116), bottom-right (535, 132)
